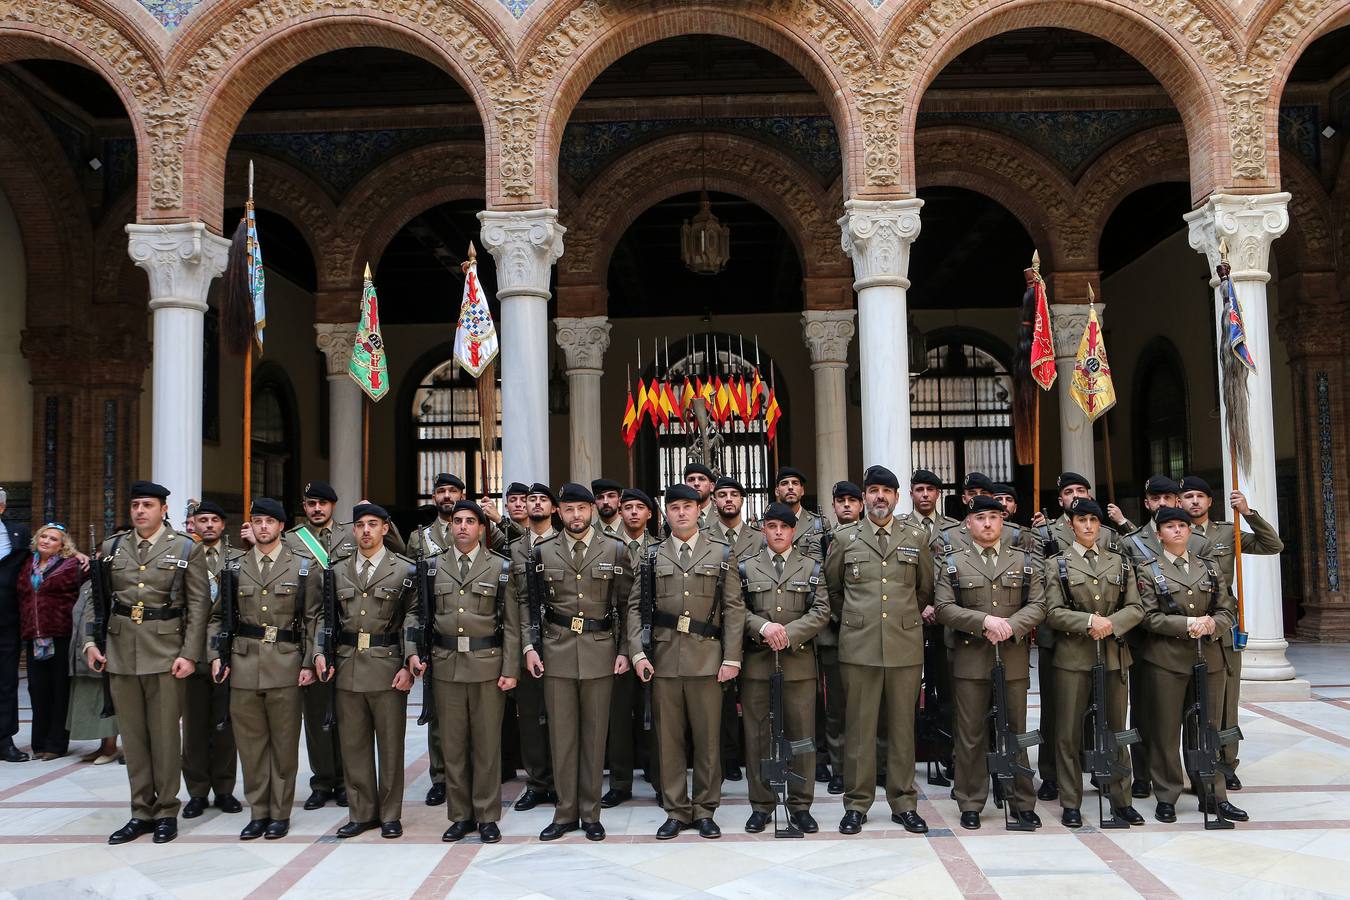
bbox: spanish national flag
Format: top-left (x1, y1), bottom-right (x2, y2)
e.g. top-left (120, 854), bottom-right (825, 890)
top-left (764, 387), bottom-right (782, 445)
top-left (648, 378), bottom-right (670, 428)
top-left (681, 377), bottom-right (695, 414)
top-left (732, 376), bottom-right (750, 425)
top-left (621, 383), bottom-right (640, 447)
top-left (748, 370), bottom-right (764, 421)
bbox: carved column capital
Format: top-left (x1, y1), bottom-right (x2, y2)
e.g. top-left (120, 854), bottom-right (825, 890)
top-left (125, 223), bottom-right (230, 310)
top-left (838, 198), bottom-right (922, 292)
top-left (478, 209), bottom-right (566, 301)
top-left (1049, 302), bottom-right (1106, 361)
top-left (1184, 192), bottom-right (1290, 284)
top-left (554, 316), bottom-right (611, 374)
top-left (801, 309), bottom-right (856, 367)
top-left (315, 322), bottom-right (359, 379)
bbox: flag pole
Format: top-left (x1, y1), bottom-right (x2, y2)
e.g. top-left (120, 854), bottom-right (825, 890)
top-left (1217, 239), bottom-right (1245, 637)
top-left (1088, 285), bottom-right (1117, 507)
top-left (362, 397), bottom-right (370, 499)
top-left (626, 363), bottom-right (636, 487)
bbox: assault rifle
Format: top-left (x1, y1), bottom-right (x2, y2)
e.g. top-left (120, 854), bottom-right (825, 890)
top-left (917, 623), bottom-right (954, 787)
top-left (1184, 636), bottom-right (1242, 830)
top-left (986, 641), bottom-right (1041, 832)
top-left (415, 555), bottom-right (435, 726)
top-left (1082, 638), bottom-right (1138, 828)
top-left (762, 650), bottom-right (814, 838)
top-left (212, 547), bottom-right (239, 730)
top-left (320, 567), bottom-right (338, 731)
top-left (638, 545), bottom-right (658, 731)
top-left (525, 542), bottom-right (548, 724)
top-left (87, 526), bottom-right (116, 719)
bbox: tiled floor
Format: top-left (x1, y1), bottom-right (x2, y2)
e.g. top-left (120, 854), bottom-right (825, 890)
top-left (1, 644), bottom-right (1348, 898)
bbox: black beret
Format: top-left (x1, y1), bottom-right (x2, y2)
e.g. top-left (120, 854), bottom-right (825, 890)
top-left (863, 465), bottom-right (899, 489)
top-left (130, 480), bottom-right (169, 500)
top-left (527, 483), bottom-right (557, 504)
top-left (193, 500), bottom-right (227, 518)
top-left (433, 473), bottom-right (465, 490)
top-left (591, 478), bottom-right (624, 496)
top-left (1056, 472), bottom-right (1091, 491)
top-left (1144, 475), bottom-right (1181, 495)
top-left (962, 472), bottom-right (995, 493)
top-left (910, 469), bottom-right (943, 488)
top-left (664, 484), bottom-right (702, 505)
top-left (351, 502), bottom-right (390, 522)
top-left (303, 480), bottom-right (338, 502)
top-left (774, 466), bottom-right (807, 485)
top-left (450, 500), bottom-right (486, 524)
top-left (505, 482), bottom-right (531, 497)
top-left (683, 462), bottom-right (715, 480)
top-left (620, 488), bottom-right (656, 512)
top-left (1068, 498), bottom-right (1103, 519)
top-left (713, 476), bottom-right (745, 495)
top-left (833, 480), bottom-right (863, 501)
top-left (1180, 476), bottom-right (1213, 497)
top-left (992, 483), bottom-right (1019, 503)
top-left (1153, 506), bottom-right (1193, 527)
top-left (558, 482), bottom-right (595, 504)
top-left (967, 495), bottom-right (1004, 515)
top-left (249, 497), bottom-right (286, 522)
top-left (761, 502), bottom-right (798, 527)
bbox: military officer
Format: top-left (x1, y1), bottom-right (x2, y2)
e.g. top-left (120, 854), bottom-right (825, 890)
top-left (740, 502), bottom-right (830, 833)
top-left (509, 483), bottom-right (560, 810)
top-left (406, 500), bottom-right (518, 845)
top-left (961, 472), bottom-right (996, 503)
top-left (82, 480), bottom-right (210, 845)
top-left (816, 480), bottom-right (864, 794)
top-left (1044, 498), bottom-right (1145, 827)
top-left (774, 467), bottom-right (825, 561)
top-left (934, 495), bottom-right (1046, 830)
top-left (592, 478), bottom-right (625, 539)
top-left (210, 498), bottom-right (322, 840)
top-left (314, 503), bottom-right (417, 839)
top-left (1179, 476), bottom-right (1283, 791)
top-left (905, 469), bottom-right (959, 540)
top-left (483, 481), bottom-right (531, 550)
top-left (992, 484), bottom-right (1021, 520)
top-left (181, 500), bottom-right (241, 819)
top-left (522, 484), bottom-right (633, 841)
top-left (629, 484), bottom-right (745, 840)
top-left (1135, 505), bottom-right (1247, 825)
top-left (682, 463), bottom-right (716, 526)
top-left (827, 465), bottom-right (933, 836)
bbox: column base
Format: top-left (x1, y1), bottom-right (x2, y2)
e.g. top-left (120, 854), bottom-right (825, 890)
top-left (1238, 678), bottom-right (1311, 701)
top-left (1238, 637), bottom-right (1298, 683)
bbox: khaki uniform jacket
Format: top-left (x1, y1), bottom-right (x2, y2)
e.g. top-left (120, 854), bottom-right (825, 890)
top-left (620, 531), bottom-right (659, 572)
top-left (704, 520), bottom-right (766, 561)
top-left (933, 532), bottom-right (1046, 680)
top-left (84, 527), bottom-right (210, 676)
top-left (315, 549), bottom-right (416, 692)
top-left (527, 532), bottom-right (634, 680)
top-left (211, 545), bottom-right (322, 690)
top-left (826, 517), bottom-right (934, 668)
top-left (1137, 552), bottom-right (1235, 675)
top-left (740, 549), bottom-right (829, 681)
top-left (411, 547), bottom-right (518, 684)
top-left (407, 520), bottom-right (453, 559)
top-left (193, 543), bottom-right (228, 664)
top-left (286, 520), bottom-right (408, 560)
top-left (904, 511), bottom-right (960, 544)
top-left (625, 534), bottom-right (745, 677)
top-left (792, 509), bottom-right (826, 561)
top-left (1044, 545), bottom-right (1143, 672)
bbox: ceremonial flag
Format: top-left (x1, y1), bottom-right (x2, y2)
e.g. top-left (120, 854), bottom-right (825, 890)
top-left (221, 160), bottom-right (266, 356)
top-left (748, 370), bottom-right (764, 421)
top-left (699, 376), bottom-right (715, 410)
top-left (648, 377), bottom-right (670, 428)
top-left (453, 245), bottom-right (498, 378)
top-left (713, 376), bottom-right (731, 424)
top-left (764, 387), bottom-right (782, 445)
top-left (349, 264), bottom-right (389, 401)
top-left (1013, 250), bottom-right (1056, 466)
top-left (1217, 240), bottom-right (1256, 474)
top-left (635, 378), bottom-right (652, 430)
top-left (730, 375), bottom-right (749, 425)
top-left (1068, 304), bottom-right (1115, 422)
top-left (661, 380), bottom-right (679, 425)
top-left (1221, 261), bottom-right (1256, 374)
top-left (622, 383), bottom-right (640, 447)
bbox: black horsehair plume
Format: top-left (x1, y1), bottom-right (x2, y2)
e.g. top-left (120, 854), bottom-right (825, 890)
top-left (220, 161), bottom-right (258, 357)
top-left (1217, 238), bottom-right (1254, 474)
top-left (1012, 251), bottom-right (1040, 467)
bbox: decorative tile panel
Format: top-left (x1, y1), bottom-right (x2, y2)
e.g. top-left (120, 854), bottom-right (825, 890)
top-left (1316, 371), bottom-right (1339, 591)
top-left (136, 0), bottom-right (202, 30)
top-left (1278, 105), bottom-right (1319, 170)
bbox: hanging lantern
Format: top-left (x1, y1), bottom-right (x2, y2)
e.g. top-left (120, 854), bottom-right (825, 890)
top-left (681, 191), bottom-right (730, 275)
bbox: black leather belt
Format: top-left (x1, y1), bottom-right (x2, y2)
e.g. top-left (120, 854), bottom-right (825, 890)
top-left (653, 610), bottom-right (720, 639)
top-left (433, 633), bottom-right (502, 651)
top-left (114, 602), bottom-right (182, 623)
top-left (545, 609), bottom-right (614, 633)
top-left (236, 623), bottom-right (300, 644)
top-left (338, 630), bottom-right (400, 649)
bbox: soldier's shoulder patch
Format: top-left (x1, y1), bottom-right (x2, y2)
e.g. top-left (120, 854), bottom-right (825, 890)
top-left (488, 548), bottom-right (511, 562)
top-left (226, 548), bottom-right (249, 562)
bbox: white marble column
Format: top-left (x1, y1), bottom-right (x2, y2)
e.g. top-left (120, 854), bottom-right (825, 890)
top-left (1049, 302), bottom-right (1105, 487)
top-left (1185, 192), bottom-right (1304, 695)
top-left (315, 322), bottom-right (362, 507)
top-left (126, 223), bottom-right (230, 510)
top-left (801, 309), bottom-right (855, 498)
top-left (554, 316), bottom-right (611, 486)
top-left (479, 209), bottom-right (565, 488)
top-left (839, 198), bottom-right (922, 479)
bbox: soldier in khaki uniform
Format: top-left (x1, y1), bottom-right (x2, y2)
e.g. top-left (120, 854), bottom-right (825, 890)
top-left (827, 465), bottom-right (932, 836)
top-left (934, 495), bottom-right (1047, 830)
top-left (406, 500), bottom-right (518, 845)
top-left (774, 467), bottom-right (825, 561)
top-left (83, 480), bottom-right (209, 845)
top-left (1180, 476), bottom-right (1282, 790)
top-left (740, 502), bottom-right (830, 834)
top-left (1044, 499), bottom-right (1145, 827)
top-left (592, 478), bottom-right (625, 540)
top-left (630, 484), bottom-right (745, 840)
top-left (181, 501), bottom-right (241, 819)
top-left (523, 483), bottom-right (634, 841)
top-left (683, 463), bottom-right (716, 527)
top-left (314, 503), bottom-right (416, 839)
top-left (210, 498), bottom-right (321, 840)
top-left (1136, 505), bottom-right (1248, 825)
top-left (509, 483), bottom-right (559, 810)
top-left (816, 480), bottom-right (864, 793)
top-left (482, 481), bottom-right (530, 551)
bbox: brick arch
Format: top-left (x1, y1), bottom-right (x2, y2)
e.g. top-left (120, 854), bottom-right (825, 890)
top-left (1075, 124), bottom-right (1190, 265)
top-left (521, 0), bottom-right (874, 208)
top-left (914, 126), bottom-right (1077, 270)
top-left (92, 189), bottom-right (140, 308)
top-left (223, 152), bottom-right (337, 278)
top-left (885, 0), bottom-right (1232, 201)
top-left (167, 0), bottom-right (508, 227)
top-left (1274, 153), bottom-right (1334, 274)
top-left (559, 132), bottom-right (848, 302)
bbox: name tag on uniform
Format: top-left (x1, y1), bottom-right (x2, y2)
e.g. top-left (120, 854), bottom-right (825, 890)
top-left (598, 562), bottom-right (614, 573)
top-left (281, 581), bottom-right (299, 589)
top-left (477, 582), bottom-right (495, 590)
top-left (790, 580), bottom-right (809, 589)
top-left (900, 546), bottom-right (919, 555)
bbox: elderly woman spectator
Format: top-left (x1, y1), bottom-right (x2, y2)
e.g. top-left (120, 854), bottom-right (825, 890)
top-left (17, 524), bottom-right (85, 760)
top-left (68, 581), bottom-right (119, 763)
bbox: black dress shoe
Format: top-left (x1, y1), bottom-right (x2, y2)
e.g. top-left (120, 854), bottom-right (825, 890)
top-left (600, 788), bottom-right (631, 808)
top-left (0, 741), bottom-right (30, 763)
top-left (838, 810), bottom-right (866, 834)
top-left (790, 810), bottom-right (819, 834)
top-left (1037, 780), bottom-right (1059, 801)
top-left (304, 789), bottom-right (332, 810)
top-left (892, 811), bottom-right (927, 834)
top-left (514, 788), bottom-right (546, 811)
top-left (1113, 806), bottom-right (1146, 826)
top-left (695, 817), bottom-right (721, 838)
top-left (745, 810), bottom-right (770, 833)
top-left (1225, 772), bottom-right (1243, 791)
top-left (540, 821), bottom-right (579, 841)
top-left (724, 763), bottom-right (742, 782)
top-left (214, 794), bottom-right (243, 814)
top-left (656, 817), bottom-right (687, 839)
top-left (1132, 779), bottom-right (1152, 799)
top-left (265, 819), bottom-right (289, 839)
top-left (815, 762), bottom-right (832, 783)
top-left (582, 821), bottom-right (605, 841)
top-left (335, 787), bottom-right (349, 807)
top-left (152, 818), bottom-right (177, 843)
top-left (426, 783), bottom-right (447, 806)
top-left (1015, 810), bottom-right (1042, 829)
top-left (442, 820), bottom-right (477, 842)
top-left (182, 797), bottom-right (209, 819)
top-left (827, 775), bottom-right (844, 795)
top-left (109, 818), bottom-right (153, 844)
top-left (1204, 799), bottom-right (1249, 821)
top-left (336, 820), bottom-right (379, 839)
top-left (239, 819), bottom-right (269, 840)
top-left (960, 811), bottom-right (981, 830)
top-left (1154, 802), bottom-right (1176, 823)
top-left (381, 820), bottom-right (403, 839)
top-left (1061, 808), bottom-right (1083, 828)
top-left (479, 822), bottom-right (501, 843)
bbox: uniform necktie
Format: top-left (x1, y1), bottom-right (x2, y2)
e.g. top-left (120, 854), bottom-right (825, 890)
top-left (207, 547), bottom-right (218, 570)
top-left (629, 540), bottom-right (640, 556)
top-left (984, 548), bottom-right (998, 572)
top-left (773, 553), bottom-right (785, 579)
top-left (138, 539), bottom-right (151, 562)
top-left (573, 540), bottom-right (586, 569)
top-left (726, 528), bottom-right (737, 546)
top-left (1085, 549), bottom-right (1098, 572)
top-left (362, 559), bottom-right (374, 585)
top-left (922, 517), bottom-right (934, 539)
top-left (679, 542), bottom-right (691, 567)
top-left (877, 528), bottom-right (889, 557)
top-left (459, 554), bottom-right (470, 581)
top-left (319, 527), bottom-right (332, 551)
top-left (260, 554), bottom-right (273, 583)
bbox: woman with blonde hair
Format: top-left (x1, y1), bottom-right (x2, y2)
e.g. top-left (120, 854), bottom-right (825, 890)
top-left (17, 524), bottom-right (85, 760)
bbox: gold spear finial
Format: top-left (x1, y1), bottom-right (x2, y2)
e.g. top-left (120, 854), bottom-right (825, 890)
top-left (1218, 237), bottom-right (1229, 265)
top-left (1031, 249), bottom-right (1041, 273)
top-left (363, 262), bottom-right (372, 280)
top-left (463, 241), bottom-right (477, 275)
top-left (1087, 284), bottom-right (1095, 303)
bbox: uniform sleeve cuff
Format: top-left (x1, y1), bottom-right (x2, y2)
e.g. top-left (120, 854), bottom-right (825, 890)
top-left (632, 651), bottom-right (647, 664)
top-left (722, 659), bottom-right (740, 669)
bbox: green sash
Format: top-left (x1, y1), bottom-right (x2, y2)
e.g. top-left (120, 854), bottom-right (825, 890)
top-left (293, 526), bottom-right (331, 569)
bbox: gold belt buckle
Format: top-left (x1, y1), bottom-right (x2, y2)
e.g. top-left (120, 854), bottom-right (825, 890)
top-left (357, 632), bottom-right (371, 651)
top-left (457, 636), bottom-right (471, 652)
top-left (262, 625), bottom-right (278, 644)
top-left (570, 615), bottom-right (585, 634)
top-left (676, 614), bottom-right (691, 634)
top-left (130, 604), bottom-right (144, 625)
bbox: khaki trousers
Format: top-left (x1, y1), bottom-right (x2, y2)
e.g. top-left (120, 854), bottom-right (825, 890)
top-left (654, 676), bottom-right (722, 823)
top-left (513, 675), bottom-right (554, 792)
top-left (953, 675), bottom-right (1035, 813)
top-left (110, 672), bottom-right (182, 820)
top-left (336, 688), bottom-right (407, 823)
top-left (436, 680), bottom-right (505, 823)
top-left (1140, 663), bottom-right (1228, 805)
top-left (1053, 668), bottom-right (1130, 810)
top-left (302, 680), bottom-right (344, 792)
top-left (839, 663), bottom-right (921, 815)
top-left (231, 685), bottom-right (302, 820)
top-left (742, 677), bottom-right (815, 813)
top-left (545, 676), bottom-right (613, 824)
top-left (181, 670), bottom-right (237, 799)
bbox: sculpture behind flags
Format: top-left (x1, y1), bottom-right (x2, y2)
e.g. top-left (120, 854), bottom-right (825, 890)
top-left (454, 243), bottom-right (499, 378)
top-left (1068, 295), bottom-right (1116, 422)
top-left (349, 264), bottom-right (389, 401)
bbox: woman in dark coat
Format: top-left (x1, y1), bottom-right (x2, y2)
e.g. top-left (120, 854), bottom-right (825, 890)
top-left (17, 524), bottom-right (85, 759)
